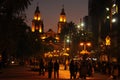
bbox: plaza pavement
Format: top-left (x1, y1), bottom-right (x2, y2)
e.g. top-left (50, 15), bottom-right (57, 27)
top-left (0, 65), bottom-right (111, 80)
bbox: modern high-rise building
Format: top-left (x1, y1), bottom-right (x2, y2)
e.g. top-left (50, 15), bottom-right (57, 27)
top-left (88, 0), bottom-right (120, 62)
top-left (88, 0), bottom-right (108, 44)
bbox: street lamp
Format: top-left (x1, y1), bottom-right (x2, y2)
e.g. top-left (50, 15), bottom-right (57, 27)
top-left (77, 19), bottom-right (85, 32)
top-left (105, 35), bottom-right (111, 62)
top-left (105, 1), bottom-right (118, 62)
top-left (80, 42), bottom-right (91, 54)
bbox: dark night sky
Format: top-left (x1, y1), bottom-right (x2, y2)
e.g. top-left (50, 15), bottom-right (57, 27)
top-left (25, 0), bottom-right (88, 32)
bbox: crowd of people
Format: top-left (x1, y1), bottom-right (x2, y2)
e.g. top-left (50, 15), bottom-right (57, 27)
top-left (32, 57), bottom-right (120, 80)
top-left (38, 58), bottom-right (60, 79)
top-left (37, 58), bottom-right (94, 79)
top-left (69, 59), bottom-right (93, 79)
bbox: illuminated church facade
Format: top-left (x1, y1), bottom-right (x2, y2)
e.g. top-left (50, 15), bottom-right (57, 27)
top-left (31, 6), bottom-right (67, 43)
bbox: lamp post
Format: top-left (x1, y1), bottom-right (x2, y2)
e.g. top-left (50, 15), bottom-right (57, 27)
top-left (105, 1), bottom-right (118, 62)
top-left (105, 35), bottom-right (111, 62)
top-left (80, 42), bottom-right (91, 60)
top-left (80, 42), bottom-right (91, 54)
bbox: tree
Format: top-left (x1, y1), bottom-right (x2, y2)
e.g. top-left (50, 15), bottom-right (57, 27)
top-left (0, 0), bottom-right (33, 60)
top-left (60, 21), bottom-right (76, 41)
top-left (72, 29), bottom-right (93, 55)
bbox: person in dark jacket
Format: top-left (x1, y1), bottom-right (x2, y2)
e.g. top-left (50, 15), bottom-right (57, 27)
top-left (69, 59), bottom-right (75, 79)
top-left (54, 60), bottom-right (60, 79)
top-left (79, 60), bottom-right (88, 79)
top-left (88, 61), bottom-right (93, 77)
top-left (47, 59), bottom-right (53, 79)
top-left (39, 58), bottom-right (45, 76)
top-left (74, 61), bottom-right (79, 79)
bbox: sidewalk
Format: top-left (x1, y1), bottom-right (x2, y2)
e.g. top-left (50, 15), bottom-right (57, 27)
top-left (0, 65), bottom-right (110, 80)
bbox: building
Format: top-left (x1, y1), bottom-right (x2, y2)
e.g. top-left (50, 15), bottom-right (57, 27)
top-left (32, 6), bottom-right (44, 33)
top-left (31, 6), bottom-right (69, 52)
top-left (57, 6), bottom-right (67, 34)
top-left (88, 0), bottom-right (120, 62)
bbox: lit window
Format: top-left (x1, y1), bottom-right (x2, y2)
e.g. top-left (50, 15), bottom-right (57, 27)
top-left (38, 17), bottom-right (40, 20)
top-left (34, 16), bottom-right (37, 20)
top-left (39, 27), bottom-right (42, 33)
top-left (64, 19), bottom-right (66, 22)
top-left (60, 18), bottom-right (62, 22)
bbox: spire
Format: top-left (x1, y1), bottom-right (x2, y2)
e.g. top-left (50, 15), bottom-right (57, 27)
top-left (59, 5), bottom-right (66, 22)
top-left (35, 2), bottom-right (40, 13)
top-left (60, 5), bottom-right (66, 15)
top-left (35, 6), bottom-right (40, 13)
top-left (32, 5), bottom-right (43, 33)
top-left (33, 6), bottom-right (41, 21)
top-left (58, 5), bottom-right (67, 34)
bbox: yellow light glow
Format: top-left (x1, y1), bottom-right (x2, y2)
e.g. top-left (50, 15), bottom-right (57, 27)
top-left (105, 36), bottom-right (111, 46)
top-left (41, 36), bottom-right (46, 39)
top-left (60, 17), bottom-right (63, 22)
top-left (55, 37), bottom-right (59, 40)
top-left (39, 28), bottom-right (42, 33)
top-left (87, 43), bottom-right (91, 46)
top-left (38, 17), bottom-right (40, 20)
top-left (32, 26), bottom-right (35, 32)
top-left (66, 47), bottom-right (70, 51)
top-left (59, 16), bottom-right (66, 22)
top-left (34, 16), bottom-right (37, 20)
top-left (80, 43), bottom-right (84, 46)
top-left (64, 19), bottom-right (66, 22)
top-left (80, 42), bottom-right (91, 46)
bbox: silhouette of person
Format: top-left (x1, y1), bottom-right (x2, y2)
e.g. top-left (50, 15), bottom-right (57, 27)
top-left (39, 58), bottom-right (45, 76)
top-left (88, 61), bottom-right (93, 77)
top-left (54, 60), bottom-right (59, 79)
top-left (79, 60), bottom-right (88, 79)
top-left (47, 59), bottom-right (53, 79)
top-left (74, 61), bottom-right (78, 79)
top-left (69, 59), bottom-right (75, 79)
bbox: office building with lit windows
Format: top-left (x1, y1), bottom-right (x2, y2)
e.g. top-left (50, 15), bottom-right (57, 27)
top-left (88, 0), bottom-right (120, 62)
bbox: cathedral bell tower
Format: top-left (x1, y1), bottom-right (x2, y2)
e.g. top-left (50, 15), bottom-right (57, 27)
top-left (57, 6), bottom-right (67, 34)
top-left (32, 6), bottom-right (44, 33)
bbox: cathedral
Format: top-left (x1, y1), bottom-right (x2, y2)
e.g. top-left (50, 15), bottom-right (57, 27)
top-left (31, 6), bottom-right (67, 43)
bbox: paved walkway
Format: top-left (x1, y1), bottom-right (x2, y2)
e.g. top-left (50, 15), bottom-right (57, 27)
top-left (0, 65), bottom-right (111, 80)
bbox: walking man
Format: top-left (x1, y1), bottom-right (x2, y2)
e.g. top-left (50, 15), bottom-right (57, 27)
top-left (39, 58), bottom-right (45, 76)
top-left (54, 60), bottom-right (59, 79)
top-left (47, 59), bottom-right (53, 79)
top-left (69, 59), bottom-right (75, 79)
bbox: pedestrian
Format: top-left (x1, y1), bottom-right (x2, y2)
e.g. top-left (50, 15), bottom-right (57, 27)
top-left (69, 59), bottom-right (75, 79)
top-left (74, 61), bottom-right (78, 79)
top-left (112, 64), bottom-right (119, 80)
top-left (88, 61), bottom-right (93, 77)
top-left (54, 59), bottom-right (59, 79)
top-left (47, 59), bottom-right (53, 79)
top-left (39, 58), bottom-right (45, 76)
top-left (79, 60), bottom-right (88, 79)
